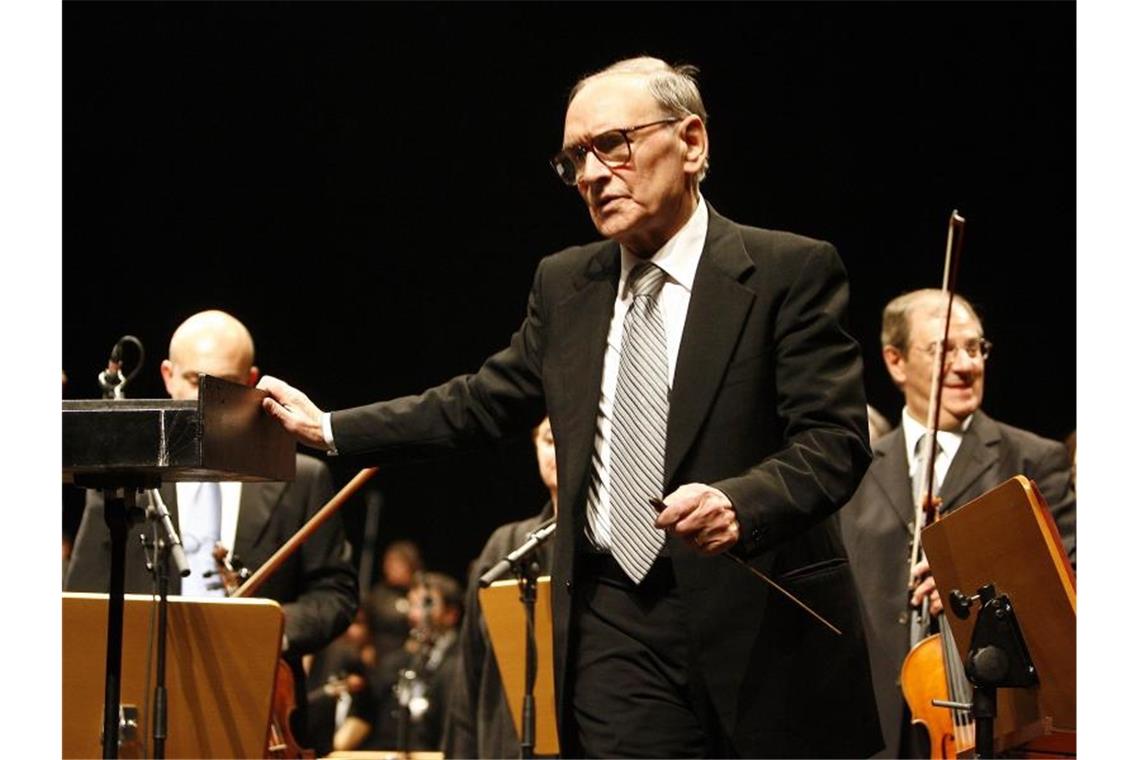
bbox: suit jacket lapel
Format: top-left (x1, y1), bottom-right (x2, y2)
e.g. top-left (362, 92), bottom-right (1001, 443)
top-left (664, 209), bottom-right (756, 485)
top-left (233, 480), bottom-right (286, 563)
top-left (939, 411), bottom-right (1001, 510)
top-left (555, 243), bottom-right (620, 532)
top-left (867, 429), bottom-right (916, 530)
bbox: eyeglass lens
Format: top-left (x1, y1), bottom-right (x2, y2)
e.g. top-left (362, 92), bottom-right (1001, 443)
top-left (926, 340), bottom-right (991, 360)
top-left (553, 131), bottom-right (631, 185)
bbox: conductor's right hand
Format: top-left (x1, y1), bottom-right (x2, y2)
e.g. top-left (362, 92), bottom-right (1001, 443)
top-left (257, 375), bottom-right (330, 451)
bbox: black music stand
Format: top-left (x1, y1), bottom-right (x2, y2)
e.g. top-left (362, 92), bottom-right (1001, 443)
top-left (63, 375), bottom-right (294, 758)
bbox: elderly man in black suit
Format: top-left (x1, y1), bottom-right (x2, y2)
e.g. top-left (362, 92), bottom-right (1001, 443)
top-left (839, 289), bottom-right (1076, 758)
top-left (258, 57), bottom-right (881, 757)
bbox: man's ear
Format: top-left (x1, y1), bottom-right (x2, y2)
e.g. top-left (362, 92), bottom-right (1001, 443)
top-left (680, 115), bottom-right (708, 177)
top-left (160, 359), bottom-right (175, 395)
top-left (883, 345), bottom-right (908, 388)
top-left (247, 365), bottom-right (260, 387)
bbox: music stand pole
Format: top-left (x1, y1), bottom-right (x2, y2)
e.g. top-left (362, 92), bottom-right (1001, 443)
top-left (151, 536), bottom-right (171, 759)
top-left (517, 559), bottom-right (539, 760)
top-left (143, 489), bottom-right (188, 759)
top-left (479, 518), bottom-right (555, 759)
top-left (948, 584), bottom-right (1040, 759)
top-left (99, 487), bottom-right (131, 758)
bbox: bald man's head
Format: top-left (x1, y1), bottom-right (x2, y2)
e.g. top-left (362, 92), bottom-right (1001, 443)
top-left (160, 310), bottom-right (258, 400)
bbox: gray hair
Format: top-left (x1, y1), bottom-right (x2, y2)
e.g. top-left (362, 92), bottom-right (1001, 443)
top-left (570, 56), bottom-right (710, 182)
top-left (880, 289), bottom-right (983, 351)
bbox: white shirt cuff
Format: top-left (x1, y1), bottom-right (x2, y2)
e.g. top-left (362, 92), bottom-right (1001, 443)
top-left (321, 412), bottom-right (338, 455)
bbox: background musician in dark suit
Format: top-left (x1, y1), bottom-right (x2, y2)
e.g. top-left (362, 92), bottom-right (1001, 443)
top-left (257, 57), bottom-right (881, 757)
top-left (65, 309), bottom-right (358, 742)
top-left (442, 417), bottom-right (557, 759)
top-left (839, 289), bottom-right (1077, 758)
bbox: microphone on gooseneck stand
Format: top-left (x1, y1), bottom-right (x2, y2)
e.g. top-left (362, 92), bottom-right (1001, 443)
top-left (97, 335), bottom-right (145, 400)
top-left (98, 341), bottom-right (123, 399)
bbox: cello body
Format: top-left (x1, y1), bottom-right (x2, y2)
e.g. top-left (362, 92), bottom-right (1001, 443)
top-left (213, 545), bottom-right (314, 758)
top-left (265, 659), bottom-right (315, 759)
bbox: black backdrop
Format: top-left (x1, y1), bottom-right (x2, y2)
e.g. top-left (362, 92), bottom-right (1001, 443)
top-left (62, 2), bottom-right (1075, 588)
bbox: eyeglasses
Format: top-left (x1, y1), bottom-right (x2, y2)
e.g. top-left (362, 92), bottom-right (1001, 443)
top-left (913, 338), bottom-right (994, 363)
top-left (550, 117), bottom-right (682, 185)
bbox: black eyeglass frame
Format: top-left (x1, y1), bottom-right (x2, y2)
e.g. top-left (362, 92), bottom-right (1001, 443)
top-left (550, 116), bottom-right (683, 185)
top-left (913, 338), bottom-right (994, 362)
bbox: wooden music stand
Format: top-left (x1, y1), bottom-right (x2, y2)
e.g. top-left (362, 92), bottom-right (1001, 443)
top-left (921, 475), bottom-right (1076, 755)
top-left (62, 375), bottom-right (295, 756)
top-left (478, 576), bottom-right (559, 756)
top-left (63, 593), bottom-right (283, 759)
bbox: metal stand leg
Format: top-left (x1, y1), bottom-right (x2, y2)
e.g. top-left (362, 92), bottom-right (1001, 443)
top-left (101, 489), bottom-right (129, 759)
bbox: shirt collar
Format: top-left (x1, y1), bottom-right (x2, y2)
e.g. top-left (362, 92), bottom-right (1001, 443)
top-left (619, 194), bottom-right (707, 298)
top-left (900, 406), bottom-right (971, 470)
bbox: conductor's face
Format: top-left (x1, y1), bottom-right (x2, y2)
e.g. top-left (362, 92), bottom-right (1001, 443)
top-left (561, 75), bottom-right (703, 257)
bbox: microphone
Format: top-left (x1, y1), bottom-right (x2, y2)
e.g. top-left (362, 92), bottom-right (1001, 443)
top-left (98, 341), bottom-right (124, 399)
top-left (97, 335), bottom-right (144, 400)
top-left (479, 516), bottom-right (557, 587)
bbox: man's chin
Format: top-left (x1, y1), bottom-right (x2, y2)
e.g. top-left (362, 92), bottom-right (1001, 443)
top-left (591, 210), bottom-right (629, 237)
top-left (943, 404), bottom-right (980, 427)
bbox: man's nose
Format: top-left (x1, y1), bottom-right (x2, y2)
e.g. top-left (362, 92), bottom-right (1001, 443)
top-left (578, 149), bottom-right (611, 186)
top-left (946, 346), bottom-right (978, 372)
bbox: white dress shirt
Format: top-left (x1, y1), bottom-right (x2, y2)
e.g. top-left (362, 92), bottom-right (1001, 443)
top-left (175, 480), bottom-right (242, 555)
top-left (585, 196), bottom-right (709, 550)
top-left (900, 407), bottom-right (971, 503)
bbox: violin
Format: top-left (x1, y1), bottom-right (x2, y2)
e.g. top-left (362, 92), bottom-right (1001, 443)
top-left (897, 211), bottom-right (976, 759)
top-left (212, 543), bottom-right (315, 759)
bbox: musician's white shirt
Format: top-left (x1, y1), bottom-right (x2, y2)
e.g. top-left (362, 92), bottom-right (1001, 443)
top-left (174, 480), bottom-right (242, 552)
top-left (900, 407), bottom-right (971, 493)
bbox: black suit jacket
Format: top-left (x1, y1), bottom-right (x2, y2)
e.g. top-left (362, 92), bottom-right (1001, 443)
top-left (329, 207), bottom-right (882, 757)
top-left (65, 452), bottom-right (358, 656)
top-left (441, 502), bottom-right (555, 760)
top-left (839, 410), bottom-right (1076, 758)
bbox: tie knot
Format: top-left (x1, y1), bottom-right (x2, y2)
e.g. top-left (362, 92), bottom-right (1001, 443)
top-left (915, 433), bottom-right (942, 458)
top-left (627, 263), bottom-right (666, 299)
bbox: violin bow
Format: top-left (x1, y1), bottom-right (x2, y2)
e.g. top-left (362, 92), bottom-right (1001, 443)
top-left (233, 467), bottom-right (378, 599)
top-left (909, 210), bottom-right (967, 634)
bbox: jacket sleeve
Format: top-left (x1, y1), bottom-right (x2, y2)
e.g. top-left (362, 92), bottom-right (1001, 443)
top-left (715, 242), bottom-right (872, 555)
top-left (63, 489), bottom-right (114, 592)
top-left (1029, 438), bottom-right (1077, 569)
top-left (280, 458), bottom-right (359, 655)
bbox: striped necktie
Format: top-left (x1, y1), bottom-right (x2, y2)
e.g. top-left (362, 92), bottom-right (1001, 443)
top-left (608, 262), bottom-right (669, 583)
top-left (912, 433), bottom-right (943, 510)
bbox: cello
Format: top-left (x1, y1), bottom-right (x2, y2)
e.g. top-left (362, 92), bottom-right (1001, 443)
top-left (212, 467), bottom-right (378, 759)
top-left (210, 544), bottom-right (313, 759)
top-left (897, 211), bottom-right (976, 759)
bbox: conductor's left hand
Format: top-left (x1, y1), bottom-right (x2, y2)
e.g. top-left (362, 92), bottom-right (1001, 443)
top-left (257, 375), bottom-right (330, 451)
top-left (654, 483), bottom-right (740, 556)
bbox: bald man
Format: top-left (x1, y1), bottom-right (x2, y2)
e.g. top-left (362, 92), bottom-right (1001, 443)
top-left (65, 310), bottom-right (358, 745)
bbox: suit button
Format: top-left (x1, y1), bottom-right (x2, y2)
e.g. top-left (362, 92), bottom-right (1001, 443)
top-left (897, 611), bottom-right (908, 624)
top-left (565, 580), bottom-right (573, 593)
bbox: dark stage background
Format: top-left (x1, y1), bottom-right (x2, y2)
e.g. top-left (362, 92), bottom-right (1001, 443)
top-left (62, 2), bottom-right (1075, 589)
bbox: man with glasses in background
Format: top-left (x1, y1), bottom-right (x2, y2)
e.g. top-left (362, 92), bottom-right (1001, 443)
top-left (257, 57), bottom-right (882, 757)
top-left (839, 289), bottom-right (1076, 759)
